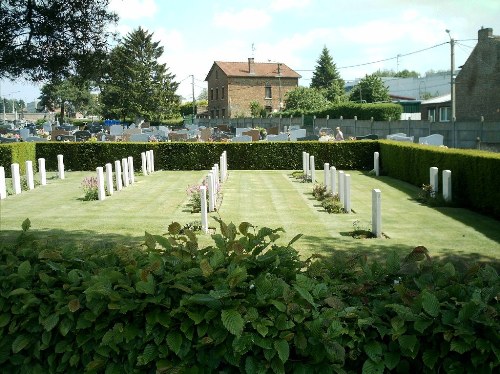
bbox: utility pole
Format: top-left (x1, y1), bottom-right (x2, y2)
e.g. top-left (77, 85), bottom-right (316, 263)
top-left (191, 75), bottom-right (195, 124)
top-left (277, 63), bottom-right (282, 111)
top-left (446, 29), bottom-right (456, 121)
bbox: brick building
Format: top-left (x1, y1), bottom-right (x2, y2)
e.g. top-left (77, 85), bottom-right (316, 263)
top-left (456, 27), bottom-right (500, 121)
top-left (205, 58), bottom-right (301, 118)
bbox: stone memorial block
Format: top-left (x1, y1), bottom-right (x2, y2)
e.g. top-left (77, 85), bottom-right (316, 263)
top-left (38, 158), bottom-right (46, 185)
top-left (344, 174), bottom-right (351, 213)
top-left (141, 152), bottom-right (148, 175)
top-left (242, 129), bottom-right (260, 141)
top-left (330, 166), bottom-right (337, 195)
top-left (324, 163), bottom-right (330, 189)
top-left (207, 173), bottom-right (215, 212)
top-left (115, 160), bottom-right (123, 191)
top-left (302, 152), bottom-right (307, 175)
top-left (372, 189), bottom-right (382, 238)
top-left (130, 133), bottom-right (150, 142)
top-left (443, 170), bottom-right (452, 202)
top-left (289, 129), bottom-right (306, 141)
top-left (122, 158), bottom-right (130, 187)
top-left (20, 128), bottom-right (30, 140)
top-left (43, 123), bottom-right (52, 133)
top-left (109, 125), bottom-right (124, 136)
top-left (266, 133), bottom-right (288, 141)
top-left (200, 186), bottom-right (209, 233)
top-left (419, 134), bottom-right (444, 146)
top-left (338, 171), bottom-right (345, 204)
top-left (11, 163), bottom-right (22, 195)
top-left (430, 167), bottom-right (439, 194)
top-left (57, 154), bottom-right (65, 179)
top-left (105, 163), bottom-right (114, 196)
top-left (374, 152), bottom-right (380, 176)
top-left (235, 127), bottom-right (252, 137)
top-left (97, 167), bottom-right (106, 201)
top-left (128, 156), bottom-right (135, 184)
top-left (25, 161), bottom-right (35, 190)
top-left (310, 155), bottom-right (315, 183)
top-left (305, 152), bottom-right (310, 180)
top-left (231, 135), bottom-right (252, 142)
top-left (0, 167), bottom-right (6, 199)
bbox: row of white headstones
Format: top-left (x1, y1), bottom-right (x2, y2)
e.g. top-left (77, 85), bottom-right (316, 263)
top-left (0, 151), bottom-right (156, 200)
top-left (302, 151), bottom-right (452, 238)
top-left (94, 150), bottom-right (156, 200)
top-left (199, 151), bottom-right (228, 233)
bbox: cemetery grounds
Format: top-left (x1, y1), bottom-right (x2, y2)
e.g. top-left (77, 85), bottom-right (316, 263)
top-left (0, 169), bottom-right (499, 266)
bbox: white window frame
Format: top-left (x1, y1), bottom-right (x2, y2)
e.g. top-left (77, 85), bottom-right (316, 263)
top-left (439, 106), bottom-right (451, 122)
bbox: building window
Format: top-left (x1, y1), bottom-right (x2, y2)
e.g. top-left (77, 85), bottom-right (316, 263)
top-left (439, 106), bottom-right (451, 122)
top-left (428, 108), bottom-right (436, 122)
top-left (211, 110), bottom-right (215, 118)
top-left (221, 109), bottom-right (225, 118)
top-left (265, 83), bottom-right (272, 99)
top-left (221, 87), bottom-right (225, 99)
top-left (216, 88), bottom-right (219, 100)
top-left (216, 109), bottom-right (219, 118)
top-left (210, 89), bottom-right (214, 100)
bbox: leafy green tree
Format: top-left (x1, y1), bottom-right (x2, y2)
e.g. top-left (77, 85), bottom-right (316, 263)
top-left (197, 88), bottom-right (208, 101)
top-left (0, 0), bottom-right (117, 81)
top-left (249, 101), bottom-right (267, 117)
top-left (374, 69), bottom-right (420, 78)
top-left (284, 87), bottom-right (329, 112)
top-left (99, 27), bottom-right (180, 121)
top-left (39, 78), bottom-right (93, 121)
top-left (349, 74), bottom-right (391, 103)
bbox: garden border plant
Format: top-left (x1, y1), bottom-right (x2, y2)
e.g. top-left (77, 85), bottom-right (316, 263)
top-left (1, 218), bottom-right (498, 373)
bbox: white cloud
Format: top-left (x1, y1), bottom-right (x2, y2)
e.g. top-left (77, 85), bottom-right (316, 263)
top-left (109, 0), bottom-right (158, 21)
top-left (212, 8), bottom-right (272, 31)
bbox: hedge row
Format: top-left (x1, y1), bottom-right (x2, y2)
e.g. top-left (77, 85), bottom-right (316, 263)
top-left (1, 219), bottom-right (498, 373)
top-left (0, 142), bottom-right (36, 177)
top-left (378, 141), bottom-right (500, 219)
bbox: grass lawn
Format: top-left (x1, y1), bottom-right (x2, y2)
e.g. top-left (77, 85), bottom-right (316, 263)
top-left (1, 169), bottom-right (499, 265)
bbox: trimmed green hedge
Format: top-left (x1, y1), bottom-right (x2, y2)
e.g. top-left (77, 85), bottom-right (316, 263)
top-left (1, 219), bottom-right (498, 373)
top-left (379, 141), bottom-right (500, 219)
top-left (0, 143), bottom-right (36, 177)
top-left (278, 103), bottom-right (402, 121)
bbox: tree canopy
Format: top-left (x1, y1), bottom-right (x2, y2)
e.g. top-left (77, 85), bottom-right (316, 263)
top-left (284, 87), bottom-right (329, 112)
top-left (0, 0), bottom-right (117, 81)
top-left (349, 74), bottom-right (391, 103)
top-left (373, 69), bottom-right (420, 78)
top-left (99, 27), bottom-right (180, 122)
top-left (310, 46), bottom-right (346, 103)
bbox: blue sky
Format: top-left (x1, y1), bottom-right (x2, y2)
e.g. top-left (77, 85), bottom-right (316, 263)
top-left (1, 0), bottom-right (498, 103)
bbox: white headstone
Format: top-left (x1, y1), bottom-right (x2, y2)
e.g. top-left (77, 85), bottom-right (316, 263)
top-left (430, 167), bottom-right (439, 194)
top-left (330, 166), bottom-right (337, 195)
top-left (207, 173), bottom-right (215, 212)
top-left (344, 174), bottom-right (351, 213)
top-left (109, 125), bottom-right (123, 136)
top-left (374, 152), bottom-right (380, 176)
top-left (11, 163), bottom-right (22, 195)
top-left (25, 161), bottom-right (35, 190)
top-left (114, 160), bottom-right (123, 191)
top-left (150, 150), bottom-right (155, 172)
top-left (128, 156), bottom-right (135, 184)
top-left (0, 167), bottom-right (6, 199)
top-left (310, 155), bottom-right (315, 183)
top-left (97, 167), bottom-right (105, 201)
top-left (57, 154), bottom-right (65, 179)
top-left (122, 158), bottom-right (129, 187)
top-left (141, 152), bottom-right (148, 175)
top-left (372, 189), bottom-right (382, 238)
top-left (105, 163), bottom-right (114, 196)
top-left (338, 170), bottom-right (345, 204)
top-left (38, 158), bottom-right (46, 185)
top-left (324, 163), bottom-right (330, 189)
top-left (20, 128), bottom-right (30, 140)
top-left (443, 170), bottom-right (452, 202)
top-left (302, 152), bottom-right (307, 175)
top-left (200, 186), bottom-right (208, 234)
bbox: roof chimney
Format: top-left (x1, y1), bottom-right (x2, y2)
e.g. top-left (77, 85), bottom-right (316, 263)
top-left (248, 57), bottom-right (255, 74)
top-left (478, 27), bottom-right (493, 41)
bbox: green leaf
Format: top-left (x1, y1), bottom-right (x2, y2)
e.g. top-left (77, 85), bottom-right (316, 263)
top-left (239, 222), bottom-right (252, 235)
top-left (362, 358), bottom-right (384, 374)
top-left (274, 339), bottom-right (289, 363)
top-left (166, 331), bottom-right (183, 356)
top-left (0, 314), bottom-right (10, 328)
top-left (293, 284), bottom-right (317, 308)
top-left (221, 309), bottom-right (244, 337)
top-left (398, 335), bottom-right (419, 357)
top-left (414, 318), bottom-right (433, 333)
top-left (43, 314), bottom-right (59, 332)
top-left (200, 258), bottom-right (213, 277)
top-left (384, 351), bottom-right (400, 370)
top-left (270, 300), bottom-right (286, 312)
top-left (168, 222), bottom-right (182, 235)
top-left (287, 233), bottom-right (303, 247)
top-left (8, 288), bottom-right (29, 297)
top-left (154, 235), bottom-right (172, 250)
top-left (18, 260), bottom-right (32, 278)
top-left (144, 231), bottom-right (156, 250)
top-left (136, 275), bottom-right (155, 295)
top-left (12, 335), bottom-right (30, 353)
top-left (421, 290), bottom-right (440, 317)
top-left (450, 339), bottom-right (472, 354)
top-left (364, 340), bottom-right (382, 361)
top-left (422, 349), bottom-right (439, 369)
top-left (442, 262), bottom-right (456, 277)
top-left (59, 318), bottom-right (72, 337)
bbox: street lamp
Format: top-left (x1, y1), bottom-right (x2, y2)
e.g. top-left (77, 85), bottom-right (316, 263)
top-left (446, 29), bottom-right (456, 122)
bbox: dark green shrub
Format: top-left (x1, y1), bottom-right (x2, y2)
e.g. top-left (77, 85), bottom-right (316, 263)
top-left (1, 220), bottom-right (498, 373)
top-left (321, 194), bottom-right (343, 213)
top-left (0, 142), bottom-right (36, 177)
top-left (312, 183), bottom-right (328, 200)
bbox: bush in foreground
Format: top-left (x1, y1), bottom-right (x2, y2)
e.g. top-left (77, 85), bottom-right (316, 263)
top-left (0, 219), bottom-right (498, 373)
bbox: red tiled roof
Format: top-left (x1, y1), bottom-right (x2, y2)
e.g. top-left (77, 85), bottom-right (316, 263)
top-left (206, 60), bottom-right (301, 80)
